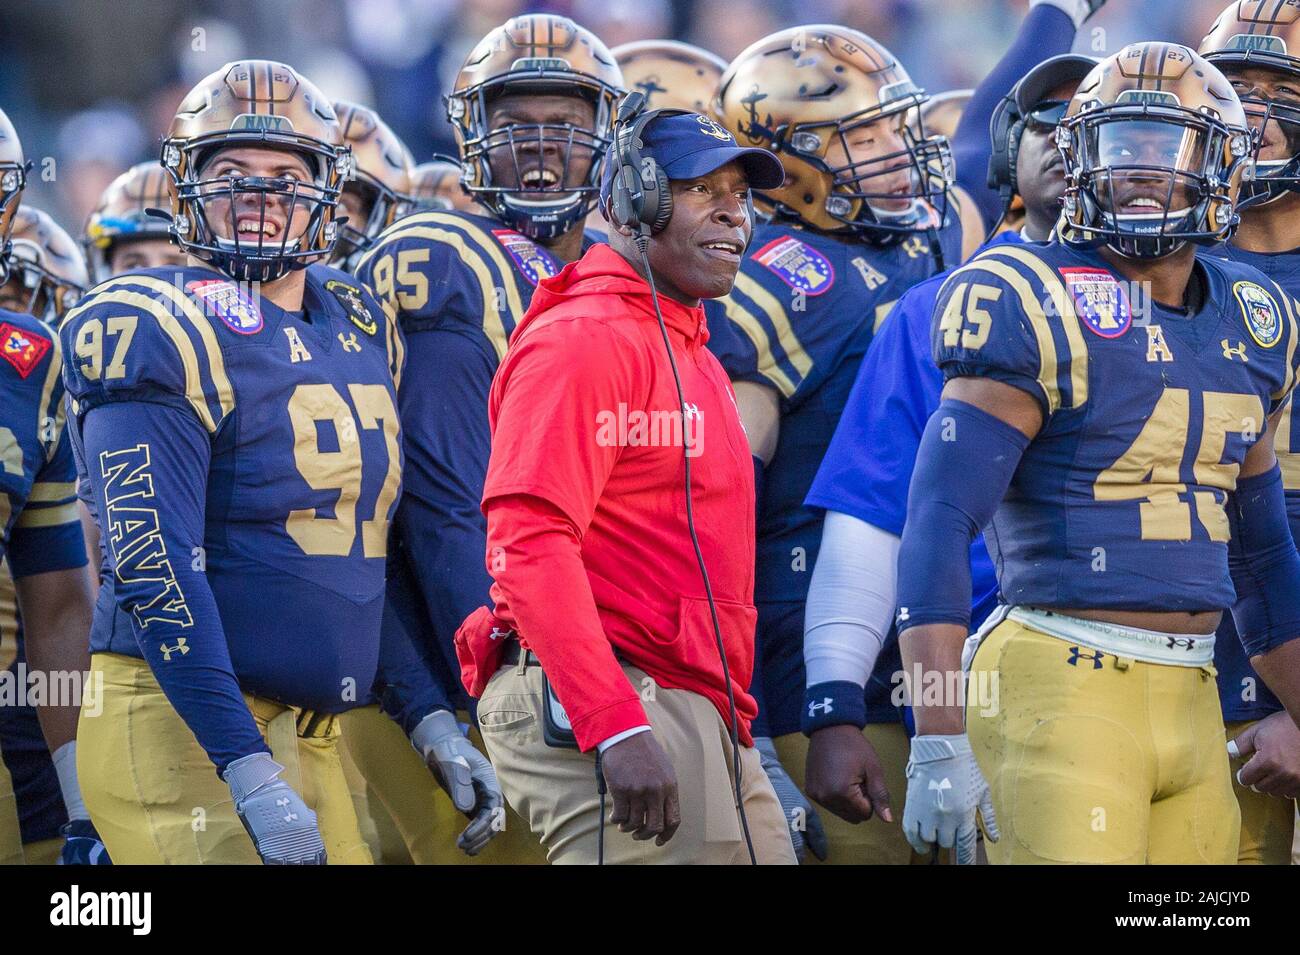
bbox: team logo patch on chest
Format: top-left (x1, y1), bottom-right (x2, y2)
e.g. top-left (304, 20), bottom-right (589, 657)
top-left (0, 322), bottom-right (51, 378)
top-left (492, 229), bottom-right (560, 287)
top-left (753, 236), bottom-right (835, 295)
top-left (1059, 267), bottom-right (1131, 338)
top-left (186, 280), bottom-right (263, 335)
top-left (325, 279), bottom-right (377, 336)
top-left (1234, 281), bottom-right (1281, 348)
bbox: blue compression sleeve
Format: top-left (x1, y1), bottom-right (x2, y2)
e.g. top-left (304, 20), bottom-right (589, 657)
top-left (896, 399), bottom-right (1029, 631)
top-left (1228, 464), bottom-right (1300, 657)
top-left (80, 400), bottom-right (269, 774)
top-left (952, 3), bottom-right (1077, 231)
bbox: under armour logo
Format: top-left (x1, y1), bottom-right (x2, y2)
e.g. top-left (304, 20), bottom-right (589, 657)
top-left (807, 698), bottom-right (833, 716)
top-left (1066, 645), bottom-right (1105, 669)
top-left (275, 796), bottom-right (298, 823)
top-left (159, 638), bottom-right (189, 661)
top-left (1221, 339), bottom-right (1249, 361)
top-left (1166, 636), bottom-right (1196, 651)
top-left (929, 777), bottom-right (952, 809)
top-left (683, 402), bottom-right (700, 420)
top-left (338, 331), bottom-right (362, 352)
top-left (490, 627), bottom-right (511, 641)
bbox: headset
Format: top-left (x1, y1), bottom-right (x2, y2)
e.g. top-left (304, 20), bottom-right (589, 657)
top-left (985, 90), bottom-right (1026, 240)
top-left (599, 90), bottom-right (758, 865)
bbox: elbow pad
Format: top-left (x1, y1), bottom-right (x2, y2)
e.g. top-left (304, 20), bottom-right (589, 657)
top-left (896, 400), bottom-right (1028, 632)
top-left (1228, 464), bottom-right (1300, 656)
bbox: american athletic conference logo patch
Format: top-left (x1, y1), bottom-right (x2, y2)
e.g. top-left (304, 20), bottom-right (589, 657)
top-left (1059, 267), bottom-right (1132, 338)
top-left (1234, 281), bottom-right (1281, 348)
top-left (753, 236), bottom-right (834, 295)
top-left (186, 279), bottom-right (263, 335)
top-left (492, 229), bottom-right (560, 287)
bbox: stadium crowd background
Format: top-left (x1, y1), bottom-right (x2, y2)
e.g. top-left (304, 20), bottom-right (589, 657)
top-left (0, 0), bottom-right (1236, 235)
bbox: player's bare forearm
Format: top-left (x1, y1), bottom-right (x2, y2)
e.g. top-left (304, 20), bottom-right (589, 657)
top-left (16, 565), bottom-right (96, 749)
top-left (900, 623), bottom-right (970, 735)
top-left (733, 379), bottom-right (781, 464)
top-left (1251, 640), bottom-right (1300, 732)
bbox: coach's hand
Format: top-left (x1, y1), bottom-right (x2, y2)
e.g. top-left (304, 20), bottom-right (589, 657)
top-left (224, 752), bottom-right (327, 864)
top-left (600, 731), bottom-right (680, 845)
top-left (1230, 710), bottom-right (1300, 799)
top-left (805, 724), bottom-right (893, 827)
top-left (903, 733), bottom-right (997, 865)
top-left (412, 709), bottom-right (504, 855)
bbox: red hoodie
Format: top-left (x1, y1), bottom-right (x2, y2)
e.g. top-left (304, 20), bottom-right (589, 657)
top-left (478, 243), bottom-right (758, 751)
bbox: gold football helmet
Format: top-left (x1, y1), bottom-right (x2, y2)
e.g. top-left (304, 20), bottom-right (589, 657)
top-left (160, 59), bottom-right (351, 282)
top-left (715, 25), bottom-right (951, 238)
top-left (446, 14), bottom-right (624, 239)
top-left (83, 161), bottom-right (174, 282)
top-left (612, 40), bottom-right (727, 114)
top-left (333, 101), bottom-right (414, 263)
top-left (0, 108), bottom-right (28, 283)
top-left (400, 157), bottom-right (472, 215)
top-left (4, 207), bottom-right (89, 325)
top-left (920, 89), bottom-right (973, 142)
top-left (1200, 0), bottom-right (1300, 206)
top-left (1059, 42), bottom-right (1252, 258)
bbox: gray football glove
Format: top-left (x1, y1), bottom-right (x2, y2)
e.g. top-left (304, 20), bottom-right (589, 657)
top-left (903, 734), bottom-right (998, 865)
top-left (755, 736), bottom-right (828, 862)
top-left (412, 709), bottom-right (504, 856)
top-left (224, 752), bottom-right (326, 865)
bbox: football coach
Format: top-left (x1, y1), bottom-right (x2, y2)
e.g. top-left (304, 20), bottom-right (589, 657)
top-left (455, 98), bottom-right (796, 864)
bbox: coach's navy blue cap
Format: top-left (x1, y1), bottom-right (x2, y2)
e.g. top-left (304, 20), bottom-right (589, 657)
top-left (600, 111), bottom-right (785, 204)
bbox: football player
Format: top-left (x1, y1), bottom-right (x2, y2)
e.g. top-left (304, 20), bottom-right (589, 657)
top-left (2, 207), bottom-right (89, 324)
top-left (401, 157), bottom-right (467, 214)
top-left (348, 12), bottom-right (624, 864)
top-left (898, 43), bottom-right (1300, 864)
top-left (1199, 0), bottom-right (1300, 865)
top-left (83, 162), bottom-right (188, 282)
top-left (612, 39), bottom-right (728, 114)
top-left (799, 53), bottom-right (1095, 864)
top-left (332, 101), bottom-right (415, 269)
top-left (706, 2), bottom-right (1102, 863)
top-left (0, 111), bottom-right (99, 865)
top-left (61, 60), bottom-right (404, 865)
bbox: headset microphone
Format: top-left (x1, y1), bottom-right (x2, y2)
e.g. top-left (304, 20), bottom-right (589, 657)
top-left (602, 92), bottom-right (758, 865)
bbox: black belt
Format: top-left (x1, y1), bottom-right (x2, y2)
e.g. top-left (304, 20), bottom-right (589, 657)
top-left (501, 638), bottom-right (539, 667)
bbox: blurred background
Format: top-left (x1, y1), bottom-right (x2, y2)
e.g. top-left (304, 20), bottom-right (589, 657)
top-left (0, 0), bottom-right (1235, 234)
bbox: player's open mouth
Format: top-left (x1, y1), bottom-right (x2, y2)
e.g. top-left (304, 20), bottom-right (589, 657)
top-left (1118, 196), bottom-right (1166, 214)
top-left (520, 168), bottom-right (561, 189)
top-left (236, 215), bottom-right (283, 239)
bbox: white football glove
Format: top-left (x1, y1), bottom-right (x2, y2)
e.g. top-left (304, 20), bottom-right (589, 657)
top-left (412, 709), bottom-right (504, 856)
top-left (903, 734), bottom-right (998, 864)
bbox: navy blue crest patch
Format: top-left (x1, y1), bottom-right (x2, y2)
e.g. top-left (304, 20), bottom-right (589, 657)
top-left (753, 236), bottom-right (835, 295)
top-left (186, 279), bottom-right (263, 335)
top-left (492, 229), bottom-right (560, 287)
top-left (1059, 267), bottom-right (1131, 338)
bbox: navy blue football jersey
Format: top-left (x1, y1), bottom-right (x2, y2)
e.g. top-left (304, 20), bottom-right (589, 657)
top-left (60, 264), bottom-right (403, 771)
top-left (704, 218), bottom-right (962, 736)
top-left (355, 210), bottom-right (602, 717)
top-left (934, 240), bottom-right (1300, 613)
top-left (1205, 241), bottom-right (1300, 720)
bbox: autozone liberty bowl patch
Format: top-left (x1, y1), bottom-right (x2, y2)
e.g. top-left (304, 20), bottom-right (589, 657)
top-left (753, 236), bottom-right (835, 295)
top-left (186, 279), bottom-right (263, 334)
top-left (492, 229), bottom-right (560, 286)
top-left (1059, 267), bottom-right (1132, 338)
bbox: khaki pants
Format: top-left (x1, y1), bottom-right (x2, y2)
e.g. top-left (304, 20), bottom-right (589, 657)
top-left (78, 652), bottom-right (372, 865)
top-left (477, 659), bottom-right (796, 865)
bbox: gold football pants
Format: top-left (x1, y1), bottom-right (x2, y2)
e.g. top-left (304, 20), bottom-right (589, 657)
top-left (78, 652), bottom-right (371, 865)
top-left (967, 616), bottom-right (1239, 864)
top-left (339, 702), bottom-right (546, 864)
